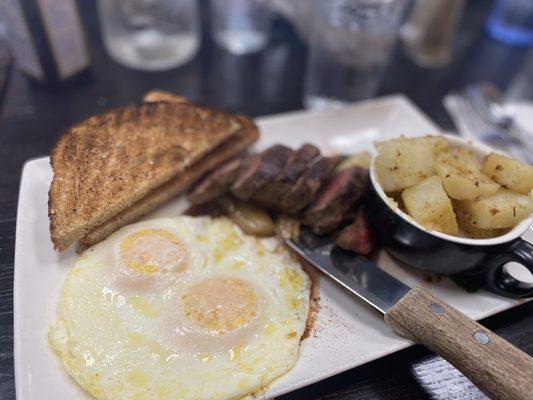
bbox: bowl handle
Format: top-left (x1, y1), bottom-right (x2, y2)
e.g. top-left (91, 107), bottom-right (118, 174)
top-left (484, 238), bottom-right (533, 298)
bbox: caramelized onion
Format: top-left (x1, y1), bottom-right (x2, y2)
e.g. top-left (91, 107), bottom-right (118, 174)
top-left (219, 197), bottom-right (275, 237)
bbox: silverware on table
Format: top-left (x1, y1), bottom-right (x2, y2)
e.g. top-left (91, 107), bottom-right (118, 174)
top-left (444, 83), bottom-right (533, 163)
top-left (286, 227), bottom-right (533, 400)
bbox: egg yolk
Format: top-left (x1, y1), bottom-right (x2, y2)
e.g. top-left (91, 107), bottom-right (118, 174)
top-left (182, 278), bottom-right (259, 334)
top-left (119, 229), bottom-right (187, 275)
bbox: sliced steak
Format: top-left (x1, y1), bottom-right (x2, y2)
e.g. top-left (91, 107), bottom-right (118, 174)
top-left (302, 166), bottom-right (369, 234)
top-left (336, 209), bottom-right (374, 254)
top-left (231, 145), bottom-right (293, 200)
top-left (253, 144), bottom-right (320, 210)
top-left (281, 156), bottom-right (341, 215)
top-left (228, 154), bottom-right (262, 200)
top-left (187, 158), bottom-right (242, 205)
top-left (283, 144), bottom-right (320, 182)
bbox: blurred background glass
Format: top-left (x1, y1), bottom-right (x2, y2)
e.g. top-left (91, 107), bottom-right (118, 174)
top-left (210, 0), bottom-right (272, 55)
top-left (486, 0), bottom-right (533, 47)
top-left (97, 0), bottom-right (200, 71)
top-left (303, 0), bottom-right (408, 109)
top-left (1, 0), bottom-right (532, 134)
top-left (401, 0), bottom-right (465, 68)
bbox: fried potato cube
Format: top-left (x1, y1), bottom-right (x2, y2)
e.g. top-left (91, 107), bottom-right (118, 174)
top-left (460, 224), bottom-right (507, 239)
top-left (455, 205), bottom-right (508, 239)
top-left (482, 153), bottom-right (533, 195)
top-left (450, 147), bottom-right (483, 167)
top-left (435, 149), bottom-right (500, 200)
top-left (375, 136), bottom-right (448, 192)
top-left (454, 189), bottom-right (533, 229)
top-left (401, 176), bottom-right (458, 235)
top-left (414, 136), bottom-right (450, 154)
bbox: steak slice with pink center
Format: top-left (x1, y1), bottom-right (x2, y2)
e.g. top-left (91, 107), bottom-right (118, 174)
top-left (303, 166), bottom-right (369, 234)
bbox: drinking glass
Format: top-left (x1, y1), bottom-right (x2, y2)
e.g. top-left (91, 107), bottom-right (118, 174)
top-left (401, 0), bottom-right (465, 67)
top-left (210, 0), bottom-right (272, 55)
top-left (304, 0), bottom-right (407, 109)
top-left (97, 0), bottom-right (200, 71)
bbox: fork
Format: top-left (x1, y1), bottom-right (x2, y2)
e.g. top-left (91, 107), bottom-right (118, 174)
top-left (466, 84), bottom-right (533, 159)
top-left (444, 89), bottom-right (533, 163)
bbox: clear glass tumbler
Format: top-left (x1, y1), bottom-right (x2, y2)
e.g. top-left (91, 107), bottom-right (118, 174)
top-left (304, 0), bottom-right (407, 109)
top-left (210, 0), bottom-right (272, 55)
top-left (97, 0), bottom-right (200, 71)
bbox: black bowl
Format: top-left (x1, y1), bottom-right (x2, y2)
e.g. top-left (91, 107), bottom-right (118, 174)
top-left (368, 134), bottom-right (533, 298)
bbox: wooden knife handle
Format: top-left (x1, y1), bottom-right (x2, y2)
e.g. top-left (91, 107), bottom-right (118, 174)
top-left (384, 286), bottom-right (533, 400)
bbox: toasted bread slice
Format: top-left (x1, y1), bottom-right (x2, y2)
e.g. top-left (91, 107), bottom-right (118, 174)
top-left (49, 101), bottom-right (252, 251)
top-left (81, 117), bottom-right (257, 246)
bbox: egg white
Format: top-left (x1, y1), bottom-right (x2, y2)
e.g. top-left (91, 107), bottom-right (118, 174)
top-left (49, 216), bottom-right (311, 400)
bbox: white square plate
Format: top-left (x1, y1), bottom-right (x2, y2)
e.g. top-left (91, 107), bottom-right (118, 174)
top-left (14, 95), bottom-right (531, 399)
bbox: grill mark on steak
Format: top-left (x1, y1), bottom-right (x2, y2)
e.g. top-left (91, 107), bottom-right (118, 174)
top-left (231, 145), bottom-right (293, 201)
top-left (281, 156), bottom-right (342, 215)
top-left (253, 144), bottom-right (320, 210)
top-left (187, 158), bottom-right (242, 205)
top-left (302, 166), bottom-right (369, 234)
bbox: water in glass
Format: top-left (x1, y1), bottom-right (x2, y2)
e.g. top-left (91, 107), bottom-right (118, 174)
top-left (98, 0), bottom-right (200, 71)
top-left (304, 0), bottom-right (407, 109)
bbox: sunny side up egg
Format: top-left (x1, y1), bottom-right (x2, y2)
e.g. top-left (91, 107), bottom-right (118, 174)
top-left (48, 216), bottom-right (311, 400)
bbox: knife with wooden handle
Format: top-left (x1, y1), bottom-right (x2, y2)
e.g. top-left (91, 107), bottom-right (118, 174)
top-left (286, 228), bottom-right (533, 400)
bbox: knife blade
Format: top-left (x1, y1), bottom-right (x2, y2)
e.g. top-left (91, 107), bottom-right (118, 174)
top-left (286, 227), bottom-right (533, 400)
top-left (286, 227), bottom-right (408, 314)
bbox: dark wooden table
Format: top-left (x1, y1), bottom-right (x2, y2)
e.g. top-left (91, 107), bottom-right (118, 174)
top-left (1, 1), bottom-right (532, 399)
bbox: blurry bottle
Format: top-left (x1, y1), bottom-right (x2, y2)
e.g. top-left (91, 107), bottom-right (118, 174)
top-left (486, 0), bottom-right (533, 47)
top-left (97, 0), bottom-right (200, 71)
top-left (401, 0), bottom-right (465, 68)
top-left (0, 0), bottom-right (90, 85)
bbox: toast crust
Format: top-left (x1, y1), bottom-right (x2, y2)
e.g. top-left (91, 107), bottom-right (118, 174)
top-left (81, 118), bottom-right (258, 246)
top-left (49, 102), bottom-right (251, 251)
top-left (142, 90), bottom-right (189, 103)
